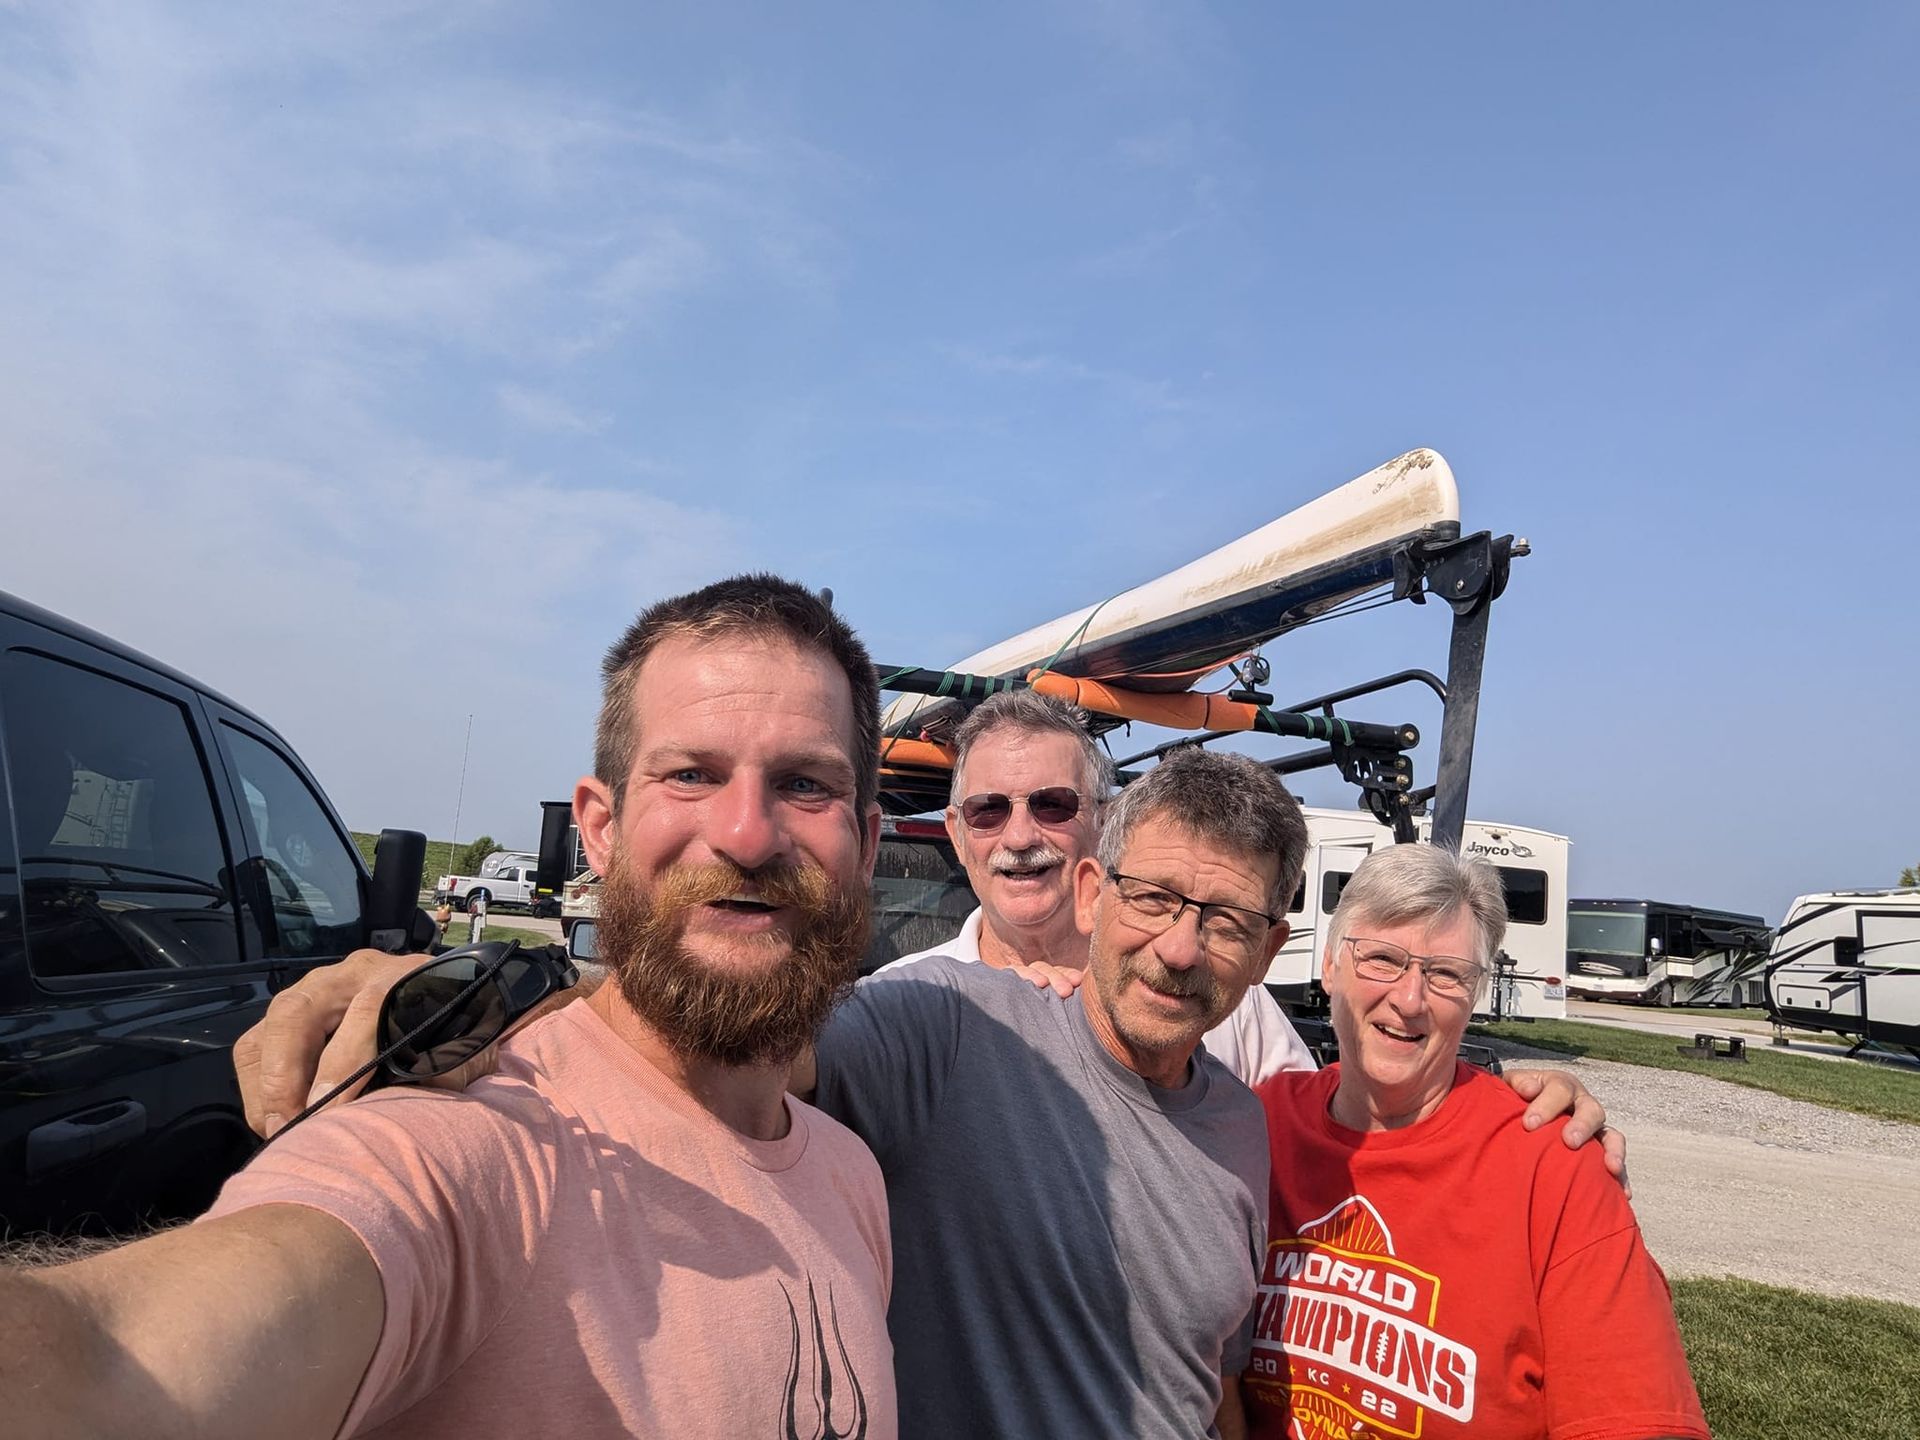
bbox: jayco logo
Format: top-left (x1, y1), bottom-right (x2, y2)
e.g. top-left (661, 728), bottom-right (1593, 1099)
top-left (1465, 840), bottom-right (1532, 860)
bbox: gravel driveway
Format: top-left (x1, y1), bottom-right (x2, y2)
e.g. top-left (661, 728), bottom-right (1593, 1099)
top-left (1486, 1040), bottom-right (1920, 1309)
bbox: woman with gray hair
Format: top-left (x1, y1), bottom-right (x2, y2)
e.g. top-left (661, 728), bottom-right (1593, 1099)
top-left (1235, 844), bottom-right (1708, 1440)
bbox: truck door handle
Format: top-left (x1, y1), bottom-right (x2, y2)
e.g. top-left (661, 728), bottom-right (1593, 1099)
top-left (26, 1100), bottom-right (149, 1177)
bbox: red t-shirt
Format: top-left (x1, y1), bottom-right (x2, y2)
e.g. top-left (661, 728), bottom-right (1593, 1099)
top-left (1244, 1062), bottom-right (1708, 1440)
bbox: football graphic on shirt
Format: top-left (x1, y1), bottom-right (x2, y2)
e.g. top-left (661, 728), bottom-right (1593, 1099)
top-left (1245, 1196), bottom-right (1478, 1439)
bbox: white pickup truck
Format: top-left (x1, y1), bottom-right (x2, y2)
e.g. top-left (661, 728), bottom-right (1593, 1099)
top-left (434, 861), bottom-right (540, 912)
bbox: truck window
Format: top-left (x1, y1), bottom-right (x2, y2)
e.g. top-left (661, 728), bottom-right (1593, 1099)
top-left (219, 724), bottom-right (363, 959)
top-left (2, 650), bottom-right (240, 976)
top-left (866, 833), bottom-right (975, 971)
top-left (1495, 867), bottom-right (1548, 926)
top-left (0, 722), bottom-right (20, 968)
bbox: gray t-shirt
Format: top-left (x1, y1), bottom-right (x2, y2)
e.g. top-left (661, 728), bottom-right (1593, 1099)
top-left (813, 956), bottom-right (1269, 1440)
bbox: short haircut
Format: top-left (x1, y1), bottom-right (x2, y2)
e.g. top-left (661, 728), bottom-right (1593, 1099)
top-left (1325, 843), bottom-right (1509, 970)
top-left (948, 689), bottom-right (1115, 807)
top-left (596, 574), bottom-right (880, 815)
top-left (1095, 747), bottom-right (1307, 914)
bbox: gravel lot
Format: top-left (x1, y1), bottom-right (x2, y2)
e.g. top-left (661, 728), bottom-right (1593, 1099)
top-left (1483, 1037), bottom-right (1920, 1309)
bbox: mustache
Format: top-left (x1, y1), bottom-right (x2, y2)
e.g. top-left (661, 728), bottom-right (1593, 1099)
top-left (988, 841), bottom-right (1067, 873)
top-left (650, 859), bottom-right (832, 914)
top-left (597, 850), bottom-right (868, 1069)
top-left (1119, 952), bottom-right (1216, 1004)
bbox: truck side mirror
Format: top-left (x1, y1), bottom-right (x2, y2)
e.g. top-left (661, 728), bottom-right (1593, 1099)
top-left (367, 828), bottom-right (436, 954)
top-left (568, 919), bottom-right (599, 961)
top-left (1648, 936), bottom-right (1662, 955)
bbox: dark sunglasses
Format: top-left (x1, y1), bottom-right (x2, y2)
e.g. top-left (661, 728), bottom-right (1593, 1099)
top-left (377, 941), bottom-right (580, 1080)
top-left (262, 940), bottom-right (578, 1146)
top-left (958, 786), bottom-right (1082, 832)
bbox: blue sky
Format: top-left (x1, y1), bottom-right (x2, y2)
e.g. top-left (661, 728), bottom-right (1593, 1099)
top-left (1, 2), bottom-right (1913, 922)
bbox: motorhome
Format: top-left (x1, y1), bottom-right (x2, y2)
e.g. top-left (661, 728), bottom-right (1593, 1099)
top-left (1764, 889), bottom-right (1920, 1057)
top-left (1566, 899), bottom-right (1772, 1007)
top-left (1263, 810), bottom-right (1569, 1020)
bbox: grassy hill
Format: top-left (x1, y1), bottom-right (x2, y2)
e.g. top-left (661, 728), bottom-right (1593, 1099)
top-left (350, 832), bottom-right (464, 893)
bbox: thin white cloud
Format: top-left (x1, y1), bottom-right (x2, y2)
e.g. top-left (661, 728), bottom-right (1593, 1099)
top-left (495, 384), bottom-right (613, 436)
top-left (1116, 122), bottom-right (1199, 170)
top-left (941, 343), bottom-right (1188, 414)
top-left (0, 4), bottom-right (849, 840)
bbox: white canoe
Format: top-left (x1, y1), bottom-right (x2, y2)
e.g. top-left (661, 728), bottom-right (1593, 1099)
top-left (883, 448), bottom-right (1460, 737)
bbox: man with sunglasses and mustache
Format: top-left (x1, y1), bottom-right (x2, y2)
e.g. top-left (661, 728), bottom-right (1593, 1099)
top-left (0, 575), bottom-right (899, 1440)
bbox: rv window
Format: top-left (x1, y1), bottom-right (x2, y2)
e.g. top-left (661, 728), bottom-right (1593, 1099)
top-left (4, 650), bottom-right (241, 976)
top-left (1495, 867), bottom-right (1549, 926)
top-left (1322, 871), bottom-right (1355, 915)
top-left (1659, 914), bottom-right (1699, 958)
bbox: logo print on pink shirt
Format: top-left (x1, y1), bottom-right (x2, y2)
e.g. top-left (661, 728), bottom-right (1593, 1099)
top-left (780, 1275), bottom-right (869, 1439)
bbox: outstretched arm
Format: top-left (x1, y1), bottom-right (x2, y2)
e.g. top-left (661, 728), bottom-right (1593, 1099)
top-left (0, 1207), bottom-right (381, 1440)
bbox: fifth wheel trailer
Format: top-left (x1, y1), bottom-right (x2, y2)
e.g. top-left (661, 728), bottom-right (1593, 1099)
top-left (1764, 889), bottom-right (1920, 1057)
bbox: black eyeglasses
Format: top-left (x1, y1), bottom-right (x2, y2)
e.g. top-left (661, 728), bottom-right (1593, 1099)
top-left (1104, 868), bottom-right (1276, 963)
top-left (957, 787), bottom-right (1082, 832)
top-left (262, 940), bottom-right (578, 1145)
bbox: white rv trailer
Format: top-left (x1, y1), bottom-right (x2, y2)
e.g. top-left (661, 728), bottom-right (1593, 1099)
top-left (1263, 809), bottom-right (1570, 1021)
top-left (1764, 888), bottom-right (1920, 1057)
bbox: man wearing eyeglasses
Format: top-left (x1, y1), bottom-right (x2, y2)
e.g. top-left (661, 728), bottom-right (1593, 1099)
top-left (878, 689), bottom-right (1318, 1085)
top-left (795, 742), bottom-right (1301, 1439)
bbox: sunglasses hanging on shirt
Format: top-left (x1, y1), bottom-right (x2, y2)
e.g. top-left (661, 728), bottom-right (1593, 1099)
top-left (258, 939), bottom-right (579, 1148)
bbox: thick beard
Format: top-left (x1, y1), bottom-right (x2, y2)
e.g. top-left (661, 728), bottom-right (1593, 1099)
top-left (597, 848), bottom-right (870, 1069)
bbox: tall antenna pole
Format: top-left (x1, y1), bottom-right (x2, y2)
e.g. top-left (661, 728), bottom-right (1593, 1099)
top-left (448, 712), bottom-right (473, 874)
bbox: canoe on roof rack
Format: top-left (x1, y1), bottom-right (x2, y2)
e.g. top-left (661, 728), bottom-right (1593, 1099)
top-left (870, 447), bottom-right (1525, 851)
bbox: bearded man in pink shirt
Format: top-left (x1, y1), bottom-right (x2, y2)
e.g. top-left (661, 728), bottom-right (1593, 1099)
top-left (0, 575), bottom-right (898, 1440)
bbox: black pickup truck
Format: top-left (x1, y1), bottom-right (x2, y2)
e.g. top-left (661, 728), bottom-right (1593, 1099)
top-left (0, 589), bottom-right (430, 1238)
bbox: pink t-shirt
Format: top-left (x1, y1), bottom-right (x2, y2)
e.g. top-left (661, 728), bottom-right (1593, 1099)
top-left (206, 1002), bottom-right (896, 1439)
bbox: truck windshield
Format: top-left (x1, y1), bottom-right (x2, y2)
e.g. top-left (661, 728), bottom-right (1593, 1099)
top-left (1567, 911), bottom-right (1647, 957)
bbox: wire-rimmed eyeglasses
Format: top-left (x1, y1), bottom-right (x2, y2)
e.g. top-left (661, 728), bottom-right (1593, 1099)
top-left (1341, 936), bottom-right (1485, 1000)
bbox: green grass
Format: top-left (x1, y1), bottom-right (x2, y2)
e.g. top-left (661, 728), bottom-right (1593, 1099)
top-left (1674, 1277), bottom-right (1920, 1438)
top-left (1657, 1005), bottom-right (1767, 1020)
top-left (435, 921), bottom-right (555, 950)
top-left (1470, 1018), bottom-right (1920, 1125)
